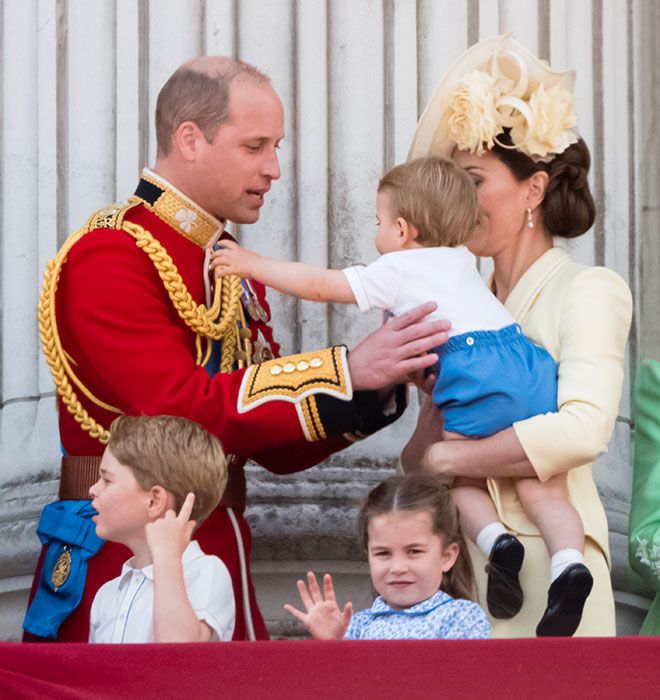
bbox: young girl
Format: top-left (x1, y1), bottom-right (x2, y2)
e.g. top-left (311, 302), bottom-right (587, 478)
top-left (212, 156), bottom-right (592, 635)
top-left (284, 474), bottom-right (489, 640)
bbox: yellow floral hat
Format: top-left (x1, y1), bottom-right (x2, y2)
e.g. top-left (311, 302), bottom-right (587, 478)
top-left (409, 34), bottom-right (578, 163)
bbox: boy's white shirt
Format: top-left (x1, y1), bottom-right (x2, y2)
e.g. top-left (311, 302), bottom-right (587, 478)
top-left (343, 246), bottom-right (513, 336)
top-left (89, 540), bottom-right (235, 643)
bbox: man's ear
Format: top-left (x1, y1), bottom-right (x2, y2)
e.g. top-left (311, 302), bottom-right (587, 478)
top-left (147, 485), bottom-right (174, 519)
top-left (526, 170), bottom-right (549, 209)
top-left (172, 121), bottom-right (205, 163)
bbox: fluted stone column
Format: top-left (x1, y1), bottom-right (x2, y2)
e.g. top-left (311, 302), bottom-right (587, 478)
top-left (1, 0), bottom-right (658, 642)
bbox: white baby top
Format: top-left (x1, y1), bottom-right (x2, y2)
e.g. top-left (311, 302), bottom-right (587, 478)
top-left (343, 246), bottom-right (514, 337)
top-left (89, 540), bottom-right (235, 643)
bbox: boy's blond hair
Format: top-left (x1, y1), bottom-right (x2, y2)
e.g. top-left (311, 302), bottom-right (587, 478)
top-left (378, 156), bottom-right (478, 247)
top-left (108, 415), bottom-right (227, 525)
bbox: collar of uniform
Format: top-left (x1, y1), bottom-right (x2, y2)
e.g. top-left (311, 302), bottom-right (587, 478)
top-left (133, 168), bottom-right (225, 249)
top-left (118, 540), bottom-right (205, 588)
top-left (369, 590), bottom-right (453, 616)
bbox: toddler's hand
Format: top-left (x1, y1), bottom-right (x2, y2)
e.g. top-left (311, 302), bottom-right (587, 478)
top-left (210, 240), bottom-right (259, 278)
top-left (145, 492), bottom-right (196, 563)
top-left (284, 572), bottom-right (353, 640)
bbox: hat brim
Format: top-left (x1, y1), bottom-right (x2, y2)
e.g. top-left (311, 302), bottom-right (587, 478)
top-left (408, 34), bottom-right (576, 160)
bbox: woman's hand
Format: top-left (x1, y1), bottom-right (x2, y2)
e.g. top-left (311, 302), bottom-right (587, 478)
top-left (284, 572), bottom-right (353, 640)
top-left (400, 387), bottom-right (445, 473)
top-left (406, 368), bottom-right (436, 393)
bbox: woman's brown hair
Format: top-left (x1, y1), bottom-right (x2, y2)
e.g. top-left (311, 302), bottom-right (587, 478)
top-left (491, 129), bottom-right (595, 239)
top-left (356, 474), bottom-right (477, 602)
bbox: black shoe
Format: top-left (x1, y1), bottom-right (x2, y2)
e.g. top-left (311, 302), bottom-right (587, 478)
top-left (486, 534), bottom-right (525, 619)
top-left (536, 563), bottom-right (594, 637)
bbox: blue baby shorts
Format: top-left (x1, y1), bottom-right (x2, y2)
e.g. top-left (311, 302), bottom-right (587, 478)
top-left (430, 324), bottom-right (557, 438)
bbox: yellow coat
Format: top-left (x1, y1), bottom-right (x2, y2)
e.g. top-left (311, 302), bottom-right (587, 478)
top-left (474, 247), bottom-right (633, 637)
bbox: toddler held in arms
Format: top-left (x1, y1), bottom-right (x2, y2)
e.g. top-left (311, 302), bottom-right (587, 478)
top-left (284, 474), bottom-right (489, 640)
top-left (212, 156), bottom-right (592, 636)
top-left (88, 415), bottom-right (234, 643)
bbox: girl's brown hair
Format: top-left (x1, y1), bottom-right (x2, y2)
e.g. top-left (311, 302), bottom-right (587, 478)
top-left (378, 157), bottom-right (478, 248)
top-left (356, 474), bottom-right (477, 602)
top-left (491, 129), bottom-right (595, 239)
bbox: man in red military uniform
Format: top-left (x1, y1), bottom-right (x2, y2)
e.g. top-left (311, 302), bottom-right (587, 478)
top-left (24, 57), bottom-right (449, 642)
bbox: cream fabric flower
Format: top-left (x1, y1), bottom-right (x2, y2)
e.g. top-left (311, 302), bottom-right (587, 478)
top-left (446, 70), bottom-right (500, 155)
top-left (513, 82), bottom-right (577, 159)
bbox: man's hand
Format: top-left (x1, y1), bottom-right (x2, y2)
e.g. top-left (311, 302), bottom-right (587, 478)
top-left (348, 302), bottom-right (450, 391)
top-left (145, 492), bottom-right (196, 564)
top-left (210, 240), bottom-right (260, 278)
top-left (284, 571), bottom-right (353, 640)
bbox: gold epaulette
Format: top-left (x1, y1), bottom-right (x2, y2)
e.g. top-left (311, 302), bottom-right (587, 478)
top-left (237, 346), bottom-right (353, 441)
top-left (83, 197), bottom-right (141, 232)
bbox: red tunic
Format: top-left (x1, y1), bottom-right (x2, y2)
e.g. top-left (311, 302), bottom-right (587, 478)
top-left (26, 172), bottom-right (401, 642)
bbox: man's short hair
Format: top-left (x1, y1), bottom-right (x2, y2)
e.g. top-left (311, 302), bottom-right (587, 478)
top-left (108, 415), bottom-right (227, 524)
top-left (156, 58), bottom-right (271, 156)
top-left (378, 157), bottom-right (479, 248)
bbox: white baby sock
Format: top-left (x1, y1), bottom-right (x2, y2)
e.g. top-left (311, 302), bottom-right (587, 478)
top-left (476, 522), bottom-right (508, 558)
top-left (550, 548), bottom-right (584, 582)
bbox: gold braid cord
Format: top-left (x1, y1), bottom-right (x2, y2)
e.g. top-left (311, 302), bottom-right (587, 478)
top-left (39, 219), bottom-right (244, 444)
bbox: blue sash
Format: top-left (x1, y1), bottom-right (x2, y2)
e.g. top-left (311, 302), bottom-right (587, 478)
top-left (23, 500), bottom-right (104, 639)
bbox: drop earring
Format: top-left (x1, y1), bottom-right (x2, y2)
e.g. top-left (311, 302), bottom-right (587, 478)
top-left (526, 207), bottom-right (534, 229)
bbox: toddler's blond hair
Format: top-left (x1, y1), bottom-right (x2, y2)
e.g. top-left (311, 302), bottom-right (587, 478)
top-left (378, 157), bottom-right (478, 247)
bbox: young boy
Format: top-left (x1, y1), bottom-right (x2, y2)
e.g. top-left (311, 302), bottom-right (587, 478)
top-left (211, 156), bottom-right (592, 635)
top-left (88, 414), bottom-right (234, 643)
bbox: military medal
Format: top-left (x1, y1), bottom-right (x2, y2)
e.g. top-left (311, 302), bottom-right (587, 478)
top-left (253, 339), bottom-right (265, 363)
top-left (51, 545), bottom-right (71, 592)
top-left (256, 304), bottom-right (268, 323)
top-left (246, 297), bottom-right (261, 322)
top-left (253, 330), bottom-right (273, 363)
top-left (242, 279), bottom-right (268, 322)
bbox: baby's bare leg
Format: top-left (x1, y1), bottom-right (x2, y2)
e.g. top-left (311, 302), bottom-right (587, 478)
top-left (452, 476), bottom-right (499, 543)
top-left (514, 474), bottom-right (584, 555)
top-left (518, 475), bottom-right (594, 637)
top-left (443, 430), bottom-right (500, 543)
top-left (445, 429), bottom-right (525, 619)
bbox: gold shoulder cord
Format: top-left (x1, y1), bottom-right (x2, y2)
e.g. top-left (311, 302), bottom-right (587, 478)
top-left (39, 211), bottom-right (243, 444)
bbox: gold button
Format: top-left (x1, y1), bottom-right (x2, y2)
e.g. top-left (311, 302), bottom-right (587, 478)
top-left (296, 361), bottom-right (309, 371)
top-left (283, 362), bottom-right (296, 373)
top-left (270, 365), bottom-right (283, 376)
top-left (309, 357), bottom-right (323, 368)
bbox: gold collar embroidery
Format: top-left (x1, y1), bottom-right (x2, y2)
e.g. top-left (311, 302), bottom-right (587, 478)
top-left (133, 168), bottom-right (225, 248)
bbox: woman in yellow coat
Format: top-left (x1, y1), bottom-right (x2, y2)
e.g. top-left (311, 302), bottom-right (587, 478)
top-left (402, 35), bottom-right (632, 637)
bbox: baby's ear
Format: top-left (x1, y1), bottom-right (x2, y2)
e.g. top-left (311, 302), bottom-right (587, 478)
top-left (396, 217), bottom-right (419, 246)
